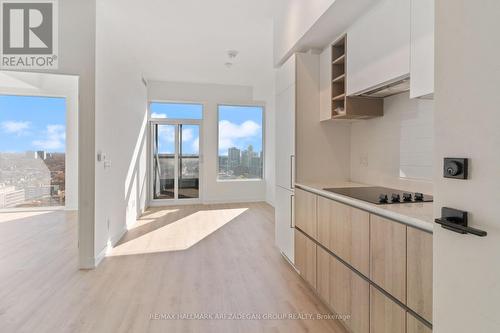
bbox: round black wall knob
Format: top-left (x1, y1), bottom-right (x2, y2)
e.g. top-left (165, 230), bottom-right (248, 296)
top-left (446, 161), bottom-right (462, 176)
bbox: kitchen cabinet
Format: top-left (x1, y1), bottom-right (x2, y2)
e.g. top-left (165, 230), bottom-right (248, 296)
top-left (407, 226), bottom-right (433, 323)
top-left (347, 0), bottom-right (411, 95)
top-left (370, 215), bottom-right (407, 303)
top-left (317, 196), bottom-right (370, 275)
top-left (370, 286), bottom-right (406, 333)
top-left (316, 245), bottom-right (330, 305)
top-left (410, 0), bottom-right (434, 98)
top-left (319, 35), bottom-right (383, 121)
top-left (275, 54), bottom-right (296, 263)
top-left (330, 254), bottom-right (370, 333)
top-left (294, 230), bottom-right (316, 289)
top-left (407, 313), bottom-right (432, 333)
top-left (275, 186), bottom-right (294, 263)
top-left (294, 188), bottom-right (317, 239)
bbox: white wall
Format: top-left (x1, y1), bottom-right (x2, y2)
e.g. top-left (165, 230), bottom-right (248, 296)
top-left (148, 81), bottom-right (268, 204)
top-left (350, 92), bottom-right (434, 194)
top-left (37, 0), bottom-right (96, 269)
top-left (0, 71), bottom-right (79, 210)
top-left (434, 1), bottom-right (500, 331)
top-left (94, 0), bottom-right (148, 263)
top-left (273, 0), bottom-right (336, 65)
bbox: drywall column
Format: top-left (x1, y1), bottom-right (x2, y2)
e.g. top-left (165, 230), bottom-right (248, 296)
top-left (434, 0), bottom-right (500, 331)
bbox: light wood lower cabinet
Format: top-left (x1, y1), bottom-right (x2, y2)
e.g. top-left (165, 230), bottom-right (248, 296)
top-left (317, 196), bottom-right (370, 276)
top-left (370, 215), bottom-right (407, 303)
top-left (407, 312), bottom-right (432, 333)
top-left (330, 254), bottom-right (370, 333)
top-left (370, 286), bottom-right (406, 333)
top-left (407, 227), bottom-right (433, 323)
top-left (295, 188), bottom-right (317, 239)
top-left (293, 189), bottom-right (433, 332)
top-left (294, 230), bottom-right (316, 289)
top-left (317, 245), bottom-right (370, 333)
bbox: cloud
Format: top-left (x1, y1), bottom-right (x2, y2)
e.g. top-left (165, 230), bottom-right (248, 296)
top-left (218, 120), bottom-right (260, 150)
top-left (182, 128), bottom-right (193, 142)
top-left (32, 124), bottom-right (66, 151)
top-left (151, 112), bottom-right (167, 118)
top-left (1, 121), bottom-right (30, 135)
top-left (192, 137), bottom-right (199, 153)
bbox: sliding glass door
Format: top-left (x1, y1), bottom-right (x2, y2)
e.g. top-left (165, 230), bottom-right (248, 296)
top-left (151, 121), bottom-right (201, 202)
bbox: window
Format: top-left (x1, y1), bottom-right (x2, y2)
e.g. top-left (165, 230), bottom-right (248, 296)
top-left (150, 102), bottom-right (203, 119)
top-left (0, 95), bottom-right (66, 208)
top-left (218, 105), bottom-right (264, 180)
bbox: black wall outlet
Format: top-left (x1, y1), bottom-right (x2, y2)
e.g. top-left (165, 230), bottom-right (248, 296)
top-left (443, 158), bottom-right (468, 179)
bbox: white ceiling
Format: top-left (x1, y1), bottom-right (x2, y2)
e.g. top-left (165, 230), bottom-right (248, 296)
top-left (97, 0), bottom-right (277, 88)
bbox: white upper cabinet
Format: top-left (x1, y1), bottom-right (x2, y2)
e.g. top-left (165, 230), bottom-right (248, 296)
top-left (346, 0), bottom-right (411, 95)
top-left (410, 0), bottom-right (434, 98)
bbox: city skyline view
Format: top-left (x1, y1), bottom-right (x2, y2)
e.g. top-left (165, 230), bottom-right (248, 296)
top-left (218, 105), bottom-right (263, 179)
top-left (0, 95), bottom-right (66, 209)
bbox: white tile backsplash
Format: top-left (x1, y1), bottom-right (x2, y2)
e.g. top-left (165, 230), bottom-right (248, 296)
top-left (350, 92), bottom-right (434, 194)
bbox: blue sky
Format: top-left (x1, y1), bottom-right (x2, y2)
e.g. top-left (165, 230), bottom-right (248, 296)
top-left (150, 103), bottom-right (263, 156)
top-left (0, 95), bottom-right (66, 153)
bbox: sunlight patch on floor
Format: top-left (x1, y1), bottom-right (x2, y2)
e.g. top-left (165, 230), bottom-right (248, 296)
top-left (0, 210), bottom-right (53, 224)
top-left (108, 207), bottom-right (248, 256)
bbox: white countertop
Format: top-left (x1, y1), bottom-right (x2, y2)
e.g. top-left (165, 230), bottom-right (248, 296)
top-left (295, 181), bottom-right (434, 233)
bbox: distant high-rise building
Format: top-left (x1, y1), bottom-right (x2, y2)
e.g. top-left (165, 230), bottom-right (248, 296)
top-left (228, 147), bottom-right (240, 169)
top-left (36, 151), bottom-right (47, 160)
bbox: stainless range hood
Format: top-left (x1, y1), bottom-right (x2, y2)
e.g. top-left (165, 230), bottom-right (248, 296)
top-left (357, 76), bottom-right (410, 98)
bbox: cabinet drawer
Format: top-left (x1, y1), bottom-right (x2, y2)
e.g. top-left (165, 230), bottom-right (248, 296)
top-left (370, 215), bottom-right (407, 303)
top-left (317, 197), bottom-right (370, 276)
top-left (294, 230), bottom-right (316, 289)
top-left (407, 312), bottom-right (432, 333)
top-left (330, 253), bottom-right (370, 333)
top-left (407, 226), bottom-right (433, 323)
top-left (295, 188), bottom-right (317, 239)
top-left (370, 287), bottom-right (406, 333)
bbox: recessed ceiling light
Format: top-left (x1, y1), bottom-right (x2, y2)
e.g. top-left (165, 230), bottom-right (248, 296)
top-left (227, 50), bottom-right (239, 59)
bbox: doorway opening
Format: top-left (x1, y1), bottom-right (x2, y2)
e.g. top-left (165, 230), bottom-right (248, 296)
top-left (149, 102), bottom-right (202, 204)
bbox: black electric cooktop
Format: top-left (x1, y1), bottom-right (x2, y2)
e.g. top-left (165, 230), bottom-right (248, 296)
top-left (323, 186), bottom-right (433, 205)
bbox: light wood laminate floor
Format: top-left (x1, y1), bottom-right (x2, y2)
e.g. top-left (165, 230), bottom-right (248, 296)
top-left (0, 203), bottom-right (347, 333)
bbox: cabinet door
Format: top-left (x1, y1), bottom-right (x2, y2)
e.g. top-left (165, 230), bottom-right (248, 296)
top-left (407, 227), bottom-right (433, 323)
top-left (316, 246), bottom-right (330, 305)
top-left (275, 84), bottom-right (295, 190)
top-left (275, 186), bottom-right (294, 263)
top-left (347, 0), bottom-right (411, 95)
top-left (370, 215), bottom-right (407, 303)
top-left (294, 230), bottom-right (316, 289)
top-left (330, 254), bottom-right (370, 333)
top-left (295, 188), bottom-right (317, 239)
top-left (410, 0), bottom-right (434, 98)
top-left (317, 197), bottom-right (370, 276)
top-left (319, 46), bottom-right (332, 121)
top-left (407, 313), bottom-right (432, 333)
top-left (370, 286), bottom-right (406, 333)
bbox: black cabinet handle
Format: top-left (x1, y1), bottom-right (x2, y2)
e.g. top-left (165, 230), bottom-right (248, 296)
top-left (435, 207), bottom-right (487, 237)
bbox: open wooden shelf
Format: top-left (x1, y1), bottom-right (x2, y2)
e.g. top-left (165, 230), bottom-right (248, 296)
top-left (320, 33), bottom-right (383, 121)
top-left (332, 54), bottom-right (345, 65)
top-left (332, 93), bottom-right (346, 101)
top-left (332, 74), bottom-right (345, 83)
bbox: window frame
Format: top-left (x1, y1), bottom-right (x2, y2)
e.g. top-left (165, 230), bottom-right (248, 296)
top-left (148, 100), bottom-right (204, 121)
top-left (147, 100), bottom-right (204, 205)
top-left (216, 103), bottom-right (265, 182)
